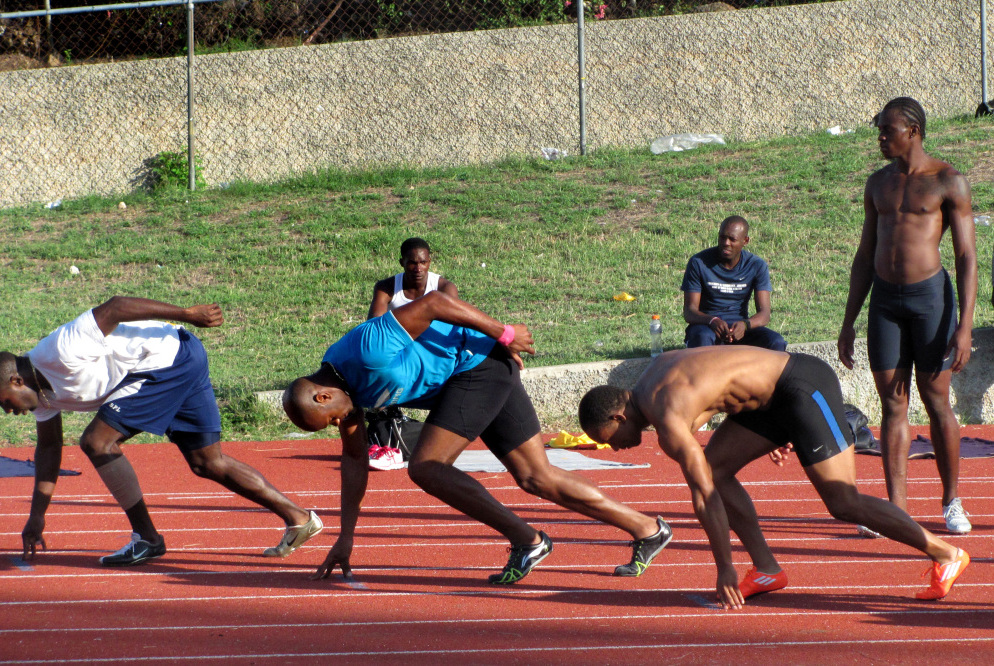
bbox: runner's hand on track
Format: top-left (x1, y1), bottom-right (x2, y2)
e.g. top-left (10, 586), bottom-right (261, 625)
top-left (716, 569), bottom-right (744, 610)
top-left (312, 539), bottom-right (352, 580)
top-left (21, 516), bottom-right (47, 560)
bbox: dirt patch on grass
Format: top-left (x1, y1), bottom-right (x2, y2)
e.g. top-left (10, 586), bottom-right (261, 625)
top-left (966, 149), bottom-right (994, 186)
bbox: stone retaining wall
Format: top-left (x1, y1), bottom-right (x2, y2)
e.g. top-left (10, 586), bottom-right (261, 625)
top-left (1, 0), bottom-right (982, 207)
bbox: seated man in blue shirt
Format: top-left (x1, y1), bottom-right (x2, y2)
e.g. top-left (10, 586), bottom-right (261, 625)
top-left (681, 215), bottom-right (787, 351)
top-left (283, 292), bottom-right (671, 585)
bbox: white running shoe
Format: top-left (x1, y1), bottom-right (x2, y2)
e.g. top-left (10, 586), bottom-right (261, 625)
top-left (369, 446), bottom-right (405, 471)
top-left (263, 511), bottom-right (324, 557)
top-left (943, 498), bottom-right (972, 534)
top-left (856, 524), bottom-right (883, 539)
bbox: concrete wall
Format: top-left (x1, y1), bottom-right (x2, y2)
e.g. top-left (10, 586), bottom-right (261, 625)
top-left (0, 0), bottom-right (983, 207)
top-left (256, 329), bottom-right (994, 431)
top-left (519, 329), bottom-right (994, 431)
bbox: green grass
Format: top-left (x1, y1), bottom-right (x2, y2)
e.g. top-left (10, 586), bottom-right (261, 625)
top-left (2, 115), bottom-right (993, 444)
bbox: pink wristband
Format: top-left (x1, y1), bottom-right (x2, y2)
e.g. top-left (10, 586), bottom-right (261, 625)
top-left (497, 324), bottom-right (515, 346)
top-left (708, 317), bottom-right (720, 328)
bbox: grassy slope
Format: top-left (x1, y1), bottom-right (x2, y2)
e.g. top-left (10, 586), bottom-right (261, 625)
top-left (2, 116), bottom-right (992, 443)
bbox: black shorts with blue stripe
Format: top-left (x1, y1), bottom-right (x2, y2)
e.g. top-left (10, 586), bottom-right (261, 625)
top-left (727, 353), bottom-right (854, 467)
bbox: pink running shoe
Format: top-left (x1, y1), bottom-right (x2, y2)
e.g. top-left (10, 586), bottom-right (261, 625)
top-left (369, 446), bottom-right (405, 471)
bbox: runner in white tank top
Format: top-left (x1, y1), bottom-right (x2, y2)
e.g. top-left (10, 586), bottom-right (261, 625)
top-left (368, 237), bottom-right (458, 320)
top-left (389, 271), bottom-right (441, 310)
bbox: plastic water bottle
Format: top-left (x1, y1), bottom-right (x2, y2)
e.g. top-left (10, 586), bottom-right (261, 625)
top-left (650, 315), bottom-right (663, 357)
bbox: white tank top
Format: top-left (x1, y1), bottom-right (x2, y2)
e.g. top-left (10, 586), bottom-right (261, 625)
top-left (388, 271), bottom-right (441, 310)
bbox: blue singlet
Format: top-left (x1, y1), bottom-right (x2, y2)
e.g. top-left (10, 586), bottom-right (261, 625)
top-left (321, 312), bottom-right (495, 409)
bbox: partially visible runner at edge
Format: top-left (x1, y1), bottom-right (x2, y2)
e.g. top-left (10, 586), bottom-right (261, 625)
top-left (0, 297), bottom-right (322, 566)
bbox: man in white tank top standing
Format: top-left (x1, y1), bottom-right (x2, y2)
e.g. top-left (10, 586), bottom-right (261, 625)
top-left (366, 238), bottom-right (458, 469)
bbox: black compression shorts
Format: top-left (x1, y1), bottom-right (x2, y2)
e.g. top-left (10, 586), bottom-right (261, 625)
top-left (727, 353), bottom-right (854, 467)
top-left (867, 269), bottom-right (956, 373)
top-left (424, 346), bottom-right (541, 459)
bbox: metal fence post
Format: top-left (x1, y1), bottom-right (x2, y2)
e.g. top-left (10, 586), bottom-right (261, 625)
top-left (187, 0), bottom-right (197, 189)
top-left (44, 0), bottom-right (55, 58)
top-left (577, 0), bottom-right (586, 156)
top-left (980, 0), bottom-right (992, 116)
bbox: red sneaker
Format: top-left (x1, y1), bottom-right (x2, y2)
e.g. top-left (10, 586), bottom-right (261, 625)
top-left (916, 549), bottom-right (970, 600)
top-left (739, 567), bottom-right (788, 598)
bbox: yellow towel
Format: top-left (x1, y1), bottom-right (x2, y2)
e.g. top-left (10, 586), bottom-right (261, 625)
top-left (547, 431), bottom-right (611, 450)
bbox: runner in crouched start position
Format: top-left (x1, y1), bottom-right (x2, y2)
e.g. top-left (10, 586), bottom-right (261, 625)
top-left (283, 291), bottom-right (671, 584)
top-left (579, 346), bottom-right (969, 609)
top-left (0, 297), bottom-right (322, 566)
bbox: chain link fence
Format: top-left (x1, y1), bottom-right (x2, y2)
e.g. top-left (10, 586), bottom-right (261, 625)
top-left (1, 0), bottom-right (989, 206)
top-left (2, 1), bottom-right (824, 71)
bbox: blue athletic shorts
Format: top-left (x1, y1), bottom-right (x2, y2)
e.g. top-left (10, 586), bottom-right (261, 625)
top-left (97, 329), bottom-right (222, 451)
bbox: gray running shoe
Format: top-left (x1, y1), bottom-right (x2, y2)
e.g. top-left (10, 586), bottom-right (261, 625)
top-left (263, 511), bottom-right (324, 557)
top-left (943, 498), bottom-right (972, 534)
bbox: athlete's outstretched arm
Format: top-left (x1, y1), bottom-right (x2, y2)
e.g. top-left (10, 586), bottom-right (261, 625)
top-left (91, 296), bottom-right (223, 336)
top-left (22, 415), bottom-right (64, 560)
top-left (654, 417), bottom-right (743, 610)
top-left (390, 291), bottom-right (535, 358)
top-left (944, 171), bottom-right (977, 372)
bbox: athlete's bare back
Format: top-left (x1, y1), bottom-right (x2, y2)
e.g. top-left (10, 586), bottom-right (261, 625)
top-left (631, 346), bottom-right (790, 433)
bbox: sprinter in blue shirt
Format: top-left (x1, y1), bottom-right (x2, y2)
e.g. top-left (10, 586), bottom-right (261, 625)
top-left (283, 291), bottom-right (671, 585)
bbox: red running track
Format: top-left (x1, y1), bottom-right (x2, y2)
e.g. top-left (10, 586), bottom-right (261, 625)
top-left (1, 426), bottom-right (992, 664)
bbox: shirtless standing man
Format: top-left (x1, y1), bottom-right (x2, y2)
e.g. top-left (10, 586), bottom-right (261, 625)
top-left (579, 347), bottom-right (970, 609)
top-left (838, 97), bottom-right (977, 535)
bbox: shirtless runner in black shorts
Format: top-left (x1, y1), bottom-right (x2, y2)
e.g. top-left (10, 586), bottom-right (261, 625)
top-left (838, 97), bottom-right (977, 535)
top-left (579, 346), bottom-right (969, 609)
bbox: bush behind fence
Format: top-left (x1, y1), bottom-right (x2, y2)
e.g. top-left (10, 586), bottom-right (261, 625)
top-left (2, 0), bottom-right (821, 68)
